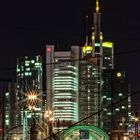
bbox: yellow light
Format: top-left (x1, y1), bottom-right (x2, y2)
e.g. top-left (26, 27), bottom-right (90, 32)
top-left (28, 106), bottom-right (32, 110)
top-left (44, 110), bottom-right (53, 118)
top-left (100, 35), bottom-right (103, 40)
top-left (49, 117), bottom-right (55, 122)
top-left (28, 94), bottom-right (37, 100)
top-left (117, 72), bottom-right (122, 77)
top-left (28, 105), bottom-right (36, 111)
top-left (96, 0), bottom-right (99, 13)
top-left (92, 35), bottom-right (95, 40)
top-left (123, 136), bottom-right (127, 140)
top-left (82, 45), bottom-right (93, 53)
top-left (135, 117), bottom-right (139, 122)
top-left (48, 110), bottom-right (52, 115)
top-left (103, 42), bottom-right (113, 48)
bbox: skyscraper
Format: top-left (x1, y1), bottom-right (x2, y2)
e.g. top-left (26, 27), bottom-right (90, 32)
top-left (46, 0), bottom-right (114, 129)
top-left (46, 45), bottom-right (80, 131)
top-left (45, 0), bottom-right (131, 134)
top-left (79, 0), bottom-right (106, 127)
top-left (16, 56), bottom-right (43, 126)
top-left (79, 41), bottom-right (114, 127)
top-left (102, 70), bottom-right (131, 132)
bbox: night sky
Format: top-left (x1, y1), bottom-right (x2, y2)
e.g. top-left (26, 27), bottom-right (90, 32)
top-left (0, 0), bottom-right (140, 99)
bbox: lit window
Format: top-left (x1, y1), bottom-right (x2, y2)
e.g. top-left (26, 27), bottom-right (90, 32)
top-left (25, 72), bottom-right (29, 76)
top-left (119, 93), bottom-right (123, 96)
top-left (107, 97), bottom-right (111, 101)
top-left (107, 112), bottom-right (111, 115)
top-left (121, 106), bottom-right (126, 109)
top-left (5, 120), bottom-right (9, 125)
top-left (115, 108), bottom-right (120, 111)
top-left (31, 60), bottom-right (35, 63)
top-left (103, 96), bottom-right (106, 98)
top-left (5, 93), bottom-right (9, 96)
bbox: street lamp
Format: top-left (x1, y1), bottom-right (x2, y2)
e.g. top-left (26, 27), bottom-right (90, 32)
top-left (27, 93), bottom-right (39, 140)
top-left (43, 109), bottom-right (55, 139)
top-left (23, 91), bottom-right (39, 140)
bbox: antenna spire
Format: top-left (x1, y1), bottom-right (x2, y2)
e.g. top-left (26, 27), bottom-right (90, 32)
top-left (85, 15), bottom-right (88, 46)
top-left (96, 0), bottom-right (100, 13)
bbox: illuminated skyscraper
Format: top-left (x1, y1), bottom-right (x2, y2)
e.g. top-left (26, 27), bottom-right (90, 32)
top-left (46, 0), bottom-right (114, 130)
top-left (46, 0), bottom-right (131, 133)
top-left (79, 0), bottom-right (113, 127)
top-left (46, 45), bottom-right (79, 131)
top-left (16, 56), bottom-right (43, 126)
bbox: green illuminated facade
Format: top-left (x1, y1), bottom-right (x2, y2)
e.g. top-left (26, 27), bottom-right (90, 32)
top-left (16, 56), bottom-right (43, 126)
top-left (60, 125), bottom-right (109, 140)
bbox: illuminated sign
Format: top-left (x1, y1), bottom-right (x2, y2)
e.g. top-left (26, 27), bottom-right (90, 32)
top-left (103, 42), bottom-right (113, 48)
top-left (80, 130), bottom-right (89, 139)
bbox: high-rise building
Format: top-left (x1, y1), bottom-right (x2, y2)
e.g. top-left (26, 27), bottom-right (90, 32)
top-left (45, 0), bottom-right (131, 134)
top-left (4, 83), bottom-right (17, 131)
top-left (46, 45), bottom-right (80, 131)
top-left (46, 0), bottom-right (114, 129)
top-left (16, 56), bottom-right (43, 126)
top-left (102, 69), bottom-right (131, 132)
top-left (79, 42), bottom-right (114, 127)
top-left (79, 0), bottom-right (113, 127)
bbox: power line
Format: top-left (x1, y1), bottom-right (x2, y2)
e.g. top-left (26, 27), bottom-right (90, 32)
top-left (44, 89), bottom-right (140, 140)
top-left (1, 48), bottom-right (140, 73)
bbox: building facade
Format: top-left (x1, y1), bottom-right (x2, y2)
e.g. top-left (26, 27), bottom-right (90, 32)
top-left (46, 45), bottom-right (79, 131)
top-left (45, 0), bottom-right (131, 134)
top-left (4, 83), bottom-right (17, 134)
top-left (102, 69), bottom-right (131, 132)
top-left (16, 56), bottom-right (43, 127)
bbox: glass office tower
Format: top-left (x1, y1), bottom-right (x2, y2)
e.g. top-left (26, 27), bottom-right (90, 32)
top-left (102, 70), bottom-right (131, 132)
top-left (16, 56), bottom-right (43, 126)
top-left (46, 45), bottom-right (79, 131)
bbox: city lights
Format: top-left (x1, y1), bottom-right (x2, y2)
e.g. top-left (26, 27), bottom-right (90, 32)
top-left (1, 0), bottom-right (135, 139)
top-left (117, 72), bottom-right (122, 77)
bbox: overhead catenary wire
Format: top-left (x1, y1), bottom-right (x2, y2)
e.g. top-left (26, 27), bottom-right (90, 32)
top-left (1, 48), bottom-right (140, 72)
top-left (44, 88), bottom-right (139, 140)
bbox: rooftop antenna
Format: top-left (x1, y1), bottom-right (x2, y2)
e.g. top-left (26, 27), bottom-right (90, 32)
top-left (85, 15), bottom-right (89, 46)
top-left (96, 0), bottom-right (100, 13)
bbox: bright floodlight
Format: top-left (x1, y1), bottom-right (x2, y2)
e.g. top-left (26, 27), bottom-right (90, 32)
top-left (28, 94), bottom-right (37, 100)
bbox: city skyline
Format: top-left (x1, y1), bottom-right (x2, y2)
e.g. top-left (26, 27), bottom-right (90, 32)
top-left (0, 1), bottom-right (140, 95)
top-left (0, 1), bottom-right (138, 139)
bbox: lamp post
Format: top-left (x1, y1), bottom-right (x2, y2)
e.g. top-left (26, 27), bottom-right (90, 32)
top-left (28, 94), bottom-right (38, 140)
top-left (44, 109), bottom-right (54, 140)
top-left (23, 92), bottom-right (38, 140)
